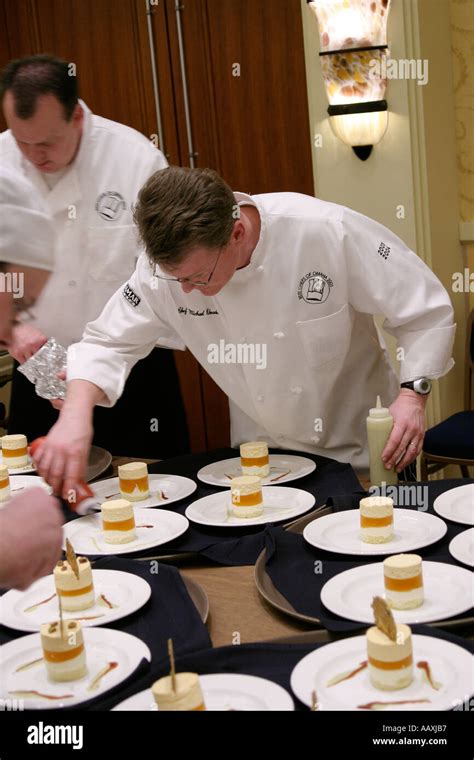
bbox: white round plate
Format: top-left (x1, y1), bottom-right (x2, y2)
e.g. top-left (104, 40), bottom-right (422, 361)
top-left (113, 673), bottom-right (294, 711)
top-left (433, 484), bottom-right (474, 526)
top-left (91, 474), bottom-right (197, 509)
top-left (0, 570), bottom-right (152, 632)
top-left (197, 454), bottom-right (316, 488)
top-left (304, 509), bottom-right (447, 556)
top-left (185, 486), bottom-right (315, 528)
top-left (62, 508), bottom-right (189, 556)
top-left (320, 561), bottom-right (473, 625)
top-left (449, 528), bottom-right (474, 568)
top-left (0, 475), bottom-right (52, 508)
top-left (0, 453), bottom-right (35, 474)
top-left (291, 635), bottom-right (473, 711)
top-left (0, 628), bottom-right (151, 709)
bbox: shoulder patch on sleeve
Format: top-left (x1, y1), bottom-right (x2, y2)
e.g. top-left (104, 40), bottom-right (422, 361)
top-left (123, 283), bottom-right (141, 308)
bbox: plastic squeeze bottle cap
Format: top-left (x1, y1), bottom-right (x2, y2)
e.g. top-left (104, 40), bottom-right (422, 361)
top-left (368, 396), bottom-right (391, 419)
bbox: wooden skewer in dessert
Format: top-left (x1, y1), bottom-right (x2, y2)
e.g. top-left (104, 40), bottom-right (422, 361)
top-left (366, 596), bottom-right (413, 691)
top-left (151, 638), bottom-right (206, 711)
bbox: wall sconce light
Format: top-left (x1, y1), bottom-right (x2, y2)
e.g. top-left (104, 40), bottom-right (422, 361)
top-left (307, 0), bottom-right (392, 160)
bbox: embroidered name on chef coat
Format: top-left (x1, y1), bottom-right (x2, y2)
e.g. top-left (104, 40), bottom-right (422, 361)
top-left (123, 284), bottom-right (141, 308)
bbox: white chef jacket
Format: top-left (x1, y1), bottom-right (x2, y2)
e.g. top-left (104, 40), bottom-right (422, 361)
top-left (0, 101), bottom-right (167, 346)
top-left (68, 192), bottom-right (456, 472)
top-left (0, 166), bottom-right (54, 271)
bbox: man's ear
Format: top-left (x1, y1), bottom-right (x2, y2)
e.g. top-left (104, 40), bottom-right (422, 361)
top-left (71, 103), bottom-right (84, 129)
top-left (231, 219), bottom-right (245, 244)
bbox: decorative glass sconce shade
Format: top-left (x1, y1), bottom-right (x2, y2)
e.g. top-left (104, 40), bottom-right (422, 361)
top-left (307, 0), bottom-right (392, 159)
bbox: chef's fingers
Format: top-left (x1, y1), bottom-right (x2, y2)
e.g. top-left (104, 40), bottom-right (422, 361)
top-left (38, 448), bottom-right (65, 496)
top-left (395, 437), bottom-right (421, 473)
top-left (50, 399), bottom-right (64, 410)
top-left (63, 452), bottom-right (88, 501)
top-left (386, 428), bottom-right (414, 470)
top-left (381, 422), bottom-right (406, 467)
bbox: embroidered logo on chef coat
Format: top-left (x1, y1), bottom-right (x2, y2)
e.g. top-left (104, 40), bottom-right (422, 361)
top-left (298, 271), bottom-right (333, 304)
top-left (378, 242), bottom-right (391, 260)
top-left (123, 284), bottom-right (141, 308)
top-left (95, 191), bottom-right (127, 222)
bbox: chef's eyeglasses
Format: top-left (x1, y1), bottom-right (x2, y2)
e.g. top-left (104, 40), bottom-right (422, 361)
top-left (153, 247), bottom-right (223, 287)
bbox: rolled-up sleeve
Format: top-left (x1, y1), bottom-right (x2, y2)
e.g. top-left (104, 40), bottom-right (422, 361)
top-left (67, 254), bottom-right (185, 407)
top-left (339, 208), bottom-right (456, 382)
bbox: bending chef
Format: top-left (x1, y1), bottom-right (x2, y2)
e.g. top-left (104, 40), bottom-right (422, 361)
top-left (34, 167), bottom-right (456, 495)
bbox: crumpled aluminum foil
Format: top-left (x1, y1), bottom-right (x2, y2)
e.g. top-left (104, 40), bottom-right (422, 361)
top-left (18, 338), bottom-right (67, 400)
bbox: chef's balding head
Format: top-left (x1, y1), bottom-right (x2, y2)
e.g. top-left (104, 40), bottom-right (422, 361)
top-left (1, 55), bottom-right (83, 173)
top-left (0, 167), bottom-right (54, 345)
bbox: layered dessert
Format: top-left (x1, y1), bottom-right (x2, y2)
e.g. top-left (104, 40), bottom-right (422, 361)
top-left (152, 673), bottom-right (206, 711)
top-left (54, 556), bottom-right (95, 612)
top-left (360, 496), bottom-right (393, 543)
top-left (384, 554), bottom-right (424, 610)
top-left (101, 498), bottom-right (136, 544)
top-left (0, 464), bottom-right (10, 502)
top-left (240, 441), bottom-right (270, 477)
top-left (40, 620), bottom-right (87, 682)
top-left (230, 475), bottom-right (264, 518)
top-left (1, 434), bottom-right (28, 469)
top-left (367, 597), bottom-right (413, 691)
top-left (118, 462), bottom-right (150, 502)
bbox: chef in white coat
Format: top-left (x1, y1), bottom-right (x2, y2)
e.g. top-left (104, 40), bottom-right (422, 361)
top-left (0, 167), bottom-right (63, 590)
top-left (35, 167), bottom-right (456, 495)
top-left (0, 54), bottom-right (188, 457)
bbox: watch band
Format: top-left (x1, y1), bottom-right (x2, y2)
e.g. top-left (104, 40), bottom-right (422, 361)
top-left (400, 378), bottom-right (432, 395)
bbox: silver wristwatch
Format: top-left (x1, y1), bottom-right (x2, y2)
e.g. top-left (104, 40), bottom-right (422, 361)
top-left (400, 378), bottom-right (432, 395)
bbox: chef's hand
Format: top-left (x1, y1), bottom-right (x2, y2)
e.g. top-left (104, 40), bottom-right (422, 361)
top-left (8, 323), bottom-right (48, 364)
top-left (50, 370), bottom-right (66, 411)
top-left (382, 389), bottom-right (427, 473)
top-left (34, 408), bottom-right (93, 498)
top-left (33, 379), bottom-right (103, 497)
top-left (0, 489), bottom-right (63, 591)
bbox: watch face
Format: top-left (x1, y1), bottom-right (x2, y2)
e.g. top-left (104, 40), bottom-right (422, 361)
top-left (416, 379), bottom-right (431, 394)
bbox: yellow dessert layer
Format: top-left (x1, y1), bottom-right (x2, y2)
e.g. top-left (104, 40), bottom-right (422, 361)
top-left (102, 517), bottom-right (136, 532)
top-left (57, 583), bottom-right (94, 597)
top-left (119, 476), bottom-right (149, 493)
top-left (368, 654), bottom-right (413, 671)
top-left (384, 574), bottom-right (423, 591)
top-left (43, 643), bottom-right (85, 663)
top-left (361, 514), bottom-right (393, 528)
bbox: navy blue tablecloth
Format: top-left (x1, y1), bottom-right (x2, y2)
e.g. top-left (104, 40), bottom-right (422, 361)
top-left (0, 558), bottom-right (212, 709)
top-left (265, 479), bottom-right (474, 632)
top-left (91, 624), bottom-right (473, 711)
top-left (65, 447), bottom-right (362, 566)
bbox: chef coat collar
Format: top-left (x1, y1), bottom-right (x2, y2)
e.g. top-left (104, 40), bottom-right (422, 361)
top-left (22, 100), bottom-right (92, 214)
top-left (231, 192), bottom-right (267, 279)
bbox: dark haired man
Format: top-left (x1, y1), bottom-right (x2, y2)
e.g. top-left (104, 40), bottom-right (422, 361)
top-left (0, 55), bottom-right (188, 457)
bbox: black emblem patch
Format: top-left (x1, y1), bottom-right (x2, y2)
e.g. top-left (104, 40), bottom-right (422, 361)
top-left (123, 284), bottom-right (141, 308)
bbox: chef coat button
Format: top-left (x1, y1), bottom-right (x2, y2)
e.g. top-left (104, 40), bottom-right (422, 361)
top-left (257, 394), bottom-right (265, 403)
top-left (311, 435), bottom-right (320, 444)
top-left (257, 265), bottom-right (264, 272)
top-left (291, 386), bottom-right (303, 395)
top-left (68, 280), bottom-right (77, 287)
top-left (273, 332), bottom-right (285, 339)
